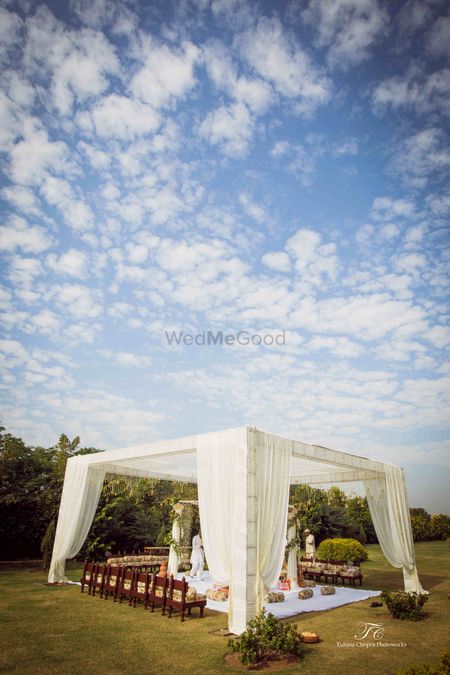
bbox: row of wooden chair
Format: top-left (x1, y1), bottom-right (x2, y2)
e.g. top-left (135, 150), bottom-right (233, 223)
top-left (81, 562), bottom-right (206, 621)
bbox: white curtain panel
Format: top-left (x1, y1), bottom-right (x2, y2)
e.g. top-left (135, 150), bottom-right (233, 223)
top-left (254, 430), bottom-right (292, 608)
top-left (196, 428), bottom-right (291, 633)
top-left (167, 516), bottom-right (181, 576)
top-left (196, 431), bottom-right (240, 587)
top-left (365, 465), bottom-right (426, 594)
top-left (48, 460), bottom-right (105, 583)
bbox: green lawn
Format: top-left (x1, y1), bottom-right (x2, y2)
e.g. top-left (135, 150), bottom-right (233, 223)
top-left (0, 542), bottom-right (449, 674)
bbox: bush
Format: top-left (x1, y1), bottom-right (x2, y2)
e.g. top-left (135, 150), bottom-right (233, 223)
top-left (397, 652), bottom-right (450, 674)
top-left (316, 538), bottom-right (368, 562)
top-left (228, 609), bottom-right (303, 666)
top-left (380, 590), bottom-right (428, 621)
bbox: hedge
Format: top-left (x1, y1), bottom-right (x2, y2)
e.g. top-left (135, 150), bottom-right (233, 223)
top-left (316, 538), bottom-right (368, 562)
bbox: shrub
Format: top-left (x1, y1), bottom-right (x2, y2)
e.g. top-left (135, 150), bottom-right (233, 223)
top-left (228, 609), bottom-right (303, 666)
top-left (397, 652), bottom-right (450, 674)
top-left (316, 537), bottom-right (368, 562)
top-left (380, 590), bottom-right (428, 621)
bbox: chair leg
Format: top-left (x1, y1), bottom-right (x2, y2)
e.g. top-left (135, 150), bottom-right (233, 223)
top-left (200, 606), bottom-right (204, 618)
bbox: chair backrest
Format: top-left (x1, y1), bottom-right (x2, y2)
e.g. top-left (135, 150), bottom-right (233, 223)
top-left (134, 571), bottom-right (150, 594)
top-left (168, 575), bottom-right (187, 600)
top-left (152, 574), bottom-right (167, 596)
top-left (83, 561), bottom-right (95, 577)
top-left (121, 567), bottom-right (134, 589)
top-left (95, 563), bottom-right (106, 580)
top-left (106, 564), bottom-right (121, 585)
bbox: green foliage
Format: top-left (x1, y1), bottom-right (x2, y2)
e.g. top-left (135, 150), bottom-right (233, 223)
top-left (316, 537), bottom-right (368, 561)
top-left (0, 427), bottom-right (53, 559)
top-left (397, 652), bottom-right (450, 675)
top-left (290, 484), bottom-right (374, 548)
top-left (228, 609), bottom-right (302, 665)
top-left (381, 590), bottom-right (428, 621)
top-left (411, 510), bottom-right (450, 542)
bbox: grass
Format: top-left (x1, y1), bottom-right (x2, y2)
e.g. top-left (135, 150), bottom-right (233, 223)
top-left (0, 542), bottom-right (449, 674)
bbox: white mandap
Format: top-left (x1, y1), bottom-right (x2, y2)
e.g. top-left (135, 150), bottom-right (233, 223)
top-left (48, 425), bottom-right (425, 634)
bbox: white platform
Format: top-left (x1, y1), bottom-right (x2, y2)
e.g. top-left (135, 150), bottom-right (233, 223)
top-left (179, 572), bottom-right (381, 619)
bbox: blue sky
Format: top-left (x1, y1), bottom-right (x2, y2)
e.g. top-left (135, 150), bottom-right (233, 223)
top-left (0, 0), bottom-right (449, 512)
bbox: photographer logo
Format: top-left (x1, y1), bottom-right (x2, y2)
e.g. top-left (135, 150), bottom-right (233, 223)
top-left (354, 622), bottom-right (385, 640)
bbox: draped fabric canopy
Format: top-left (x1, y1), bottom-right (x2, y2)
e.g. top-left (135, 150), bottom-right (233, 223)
top-left (48, 425), bottom-right (425, 634)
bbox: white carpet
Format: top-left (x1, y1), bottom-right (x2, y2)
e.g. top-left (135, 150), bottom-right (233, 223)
top-left (178, 572), bottom-right (381, 620)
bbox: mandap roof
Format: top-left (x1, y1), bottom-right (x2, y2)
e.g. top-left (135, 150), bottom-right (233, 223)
top-left (70, 425), bottom-right (391, 485)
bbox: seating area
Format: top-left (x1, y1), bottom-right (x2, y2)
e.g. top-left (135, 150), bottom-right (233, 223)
top-left (299, 557), bottom-right (363, 586)
top-left (80, 561), bottom-right (206, 621)
top-left (106, 546), bottom-right (191, 571)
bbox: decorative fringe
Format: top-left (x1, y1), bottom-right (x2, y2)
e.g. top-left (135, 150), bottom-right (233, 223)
top-left (103, 473), bottom-right (158, 497)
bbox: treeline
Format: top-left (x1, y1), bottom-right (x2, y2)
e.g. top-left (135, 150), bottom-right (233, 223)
top-left (0, 427), bottom-right (448, 562)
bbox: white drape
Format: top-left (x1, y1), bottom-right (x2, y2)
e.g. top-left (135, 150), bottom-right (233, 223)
top-left (167, 516), bottom-right (181, 576)
top-left (365, 465), bottom-right (426, 594)
top-left (197, 436), bottom-right (239, 586)
top-left (48, 459), bottom-right (105, 583)
top-left (255, 430), bottom-right (292, 609)
top-left (196, 428), bottom-right (291, 632)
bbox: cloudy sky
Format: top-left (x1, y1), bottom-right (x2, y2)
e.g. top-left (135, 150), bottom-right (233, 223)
top-left (0, 0), bottom-right (449, 511)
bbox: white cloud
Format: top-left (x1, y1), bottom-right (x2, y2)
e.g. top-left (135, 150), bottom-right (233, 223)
top-left (425, 325), bottom-right (450, 349)
top-left (309, 335), bottom-right (364, 358)
top-left (0, 217), bottom-right (53, 254)
top-left (40, 176), bottom-right (95, 232)
top-left (46, 249), bottom-right (88, 277)
top-left (261, 251), bottom-right (291, 272)
top-left (53, 283), bottom-right (102, 320)
top-left (239, 193), bottom-right (267, 224)
top-left (332, 139), bottom-right (358, 156)
top-left (24, 5), bottom-right (119, 114)
top-left (373, 66), bottom-right (450, 116)
top-left (371, 196), bottom-right (416, 220)
top-left (375, 339), bottom-right (426, 362)
top-left (100, 350), bottom-right (152, 367)
top-left (8, 256), bottom-right (42, 287)
top-left (0, 7), bottom-right (22, 66)
top-left (302, 0), bottom-right (388, 68)
top-left (271, 135), bottom-right (325, 186)
top-left (240, 17), bottom-right (331, 115)
top-left (392, 128), bottom-right (450, 187)
top-left (286, 228), bottom-right (338, 283)
top-left (30, 309), bottom-right (61, 335)
top-left (9, 125), bottom-right (70, 186)
top-left (1, 185), bottom-right (41, 216)
top-left (131, 38), bottom-right (200, 109)
top-left (395, 253), bottom-right (428, 273)
top-left (78, 140), bottom-right (111, 169)
top-left (200, 102), bottom-right (253, 157)
top-left (203, 40), bottom-right (274, 114)
top-left (78, 94), bottom-right (161, 140)
top-left (427, 15), bottom-right (450, 58)
top-left (396, 0), bottom-right (433, 37)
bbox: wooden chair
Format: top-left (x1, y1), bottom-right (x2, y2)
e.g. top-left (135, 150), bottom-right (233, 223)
top-left (339, 561), bottom-right (363, 587)
top-left (130, 570), bottom-right (151, 609)
top-left (119, 567), bottom-right (135, 605)
top-left (80, 561), bottom-right (95, 594)
top-left (91, 563), bottom-right (107, 597)
top-left (103, 564), bottom-right (121, 601)
top-left (149, 574), bottom-right (168, 614)
top-left (166, 576), bottom-right (206, 622)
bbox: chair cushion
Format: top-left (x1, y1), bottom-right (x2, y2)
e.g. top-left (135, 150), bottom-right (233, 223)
top-left (298, 588), bottom-right (314, 599)
top-left (320, 585), bottom-right (336, 595)
top-left (264, 591), bottom-right (284, 603)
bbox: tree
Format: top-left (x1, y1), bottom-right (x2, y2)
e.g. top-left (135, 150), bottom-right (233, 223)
top-left (0, 427), bottom-right (53, 559)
